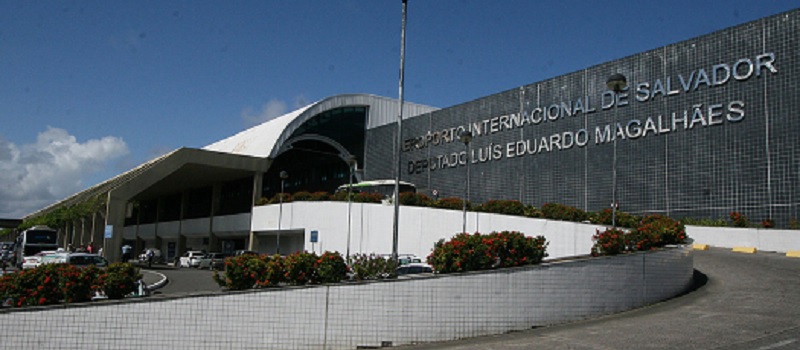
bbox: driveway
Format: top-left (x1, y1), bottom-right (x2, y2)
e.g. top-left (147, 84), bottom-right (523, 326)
top-left (397, 248), bottom-right (800, 350)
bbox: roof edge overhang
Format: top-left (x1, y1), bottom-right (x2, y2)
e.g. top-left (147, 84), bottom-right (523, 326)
top-left (24, 148), bottom-right (270, 220)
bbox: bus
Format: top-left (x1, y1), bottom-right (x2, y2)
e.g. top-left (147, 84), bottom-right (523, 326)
top-left (15, 225), bottom-right (60, 268)
top-left (335, 180), bottom-right (416, 198)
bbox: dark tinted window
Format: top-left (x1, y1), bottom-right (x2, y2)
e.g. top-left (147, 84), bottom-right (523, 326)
top-left (26, 230), bottom-right (57, 244)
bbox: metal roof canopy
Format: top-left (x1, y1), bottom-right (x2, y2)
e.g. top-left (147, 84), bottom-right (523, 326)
top-left (25, 147), bottom-right (270, 220)
top-left (0, 219), bottom-right (22, 229)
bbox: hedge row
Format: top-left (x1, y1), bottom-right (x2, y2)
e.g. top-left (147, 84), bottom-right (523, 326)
top-left (0, 262), bottom-right (141, 307)
top-left (427, 231), bottom-right (548, 274)
top-left (212, 251), bottom-right (348, 290)
top-left (591, 214), bottom-right (687, 256)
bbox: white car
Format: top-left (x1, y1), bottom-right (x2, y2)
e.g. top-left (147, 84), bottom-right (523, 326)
top-left (179, 251), bottom-right (206, 268)
top-left (21, 250), bottom-right (58, 269)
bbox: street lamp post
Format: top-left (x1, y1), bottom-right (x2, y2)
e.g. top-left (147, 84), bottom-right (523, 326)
top-left (459, 130), bottom-right (473, 234)
top-left (346, 156), bottom-right (357, 260)
top-left (278, 170), bottom-right (288, 255)
top-left (606, 73), bottom-right (627, 230)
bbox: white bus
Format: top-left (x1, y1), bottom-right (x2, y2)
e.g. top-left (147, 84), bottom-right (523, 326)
top-left (15, 225), bottom-right (60, 268)
top-left (335, 179), bottom-right (416, 198)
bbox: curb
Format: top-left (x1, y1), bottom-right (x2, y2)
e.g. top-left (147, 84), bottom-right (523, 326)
top-left (787, 251), bottom-right (800, 258)
top-left (732, 247), bottom-right (757, 254)
top-left (692, 244), bottom-right (709, 251)
top-left (141, 270), bottom-right (168, 291)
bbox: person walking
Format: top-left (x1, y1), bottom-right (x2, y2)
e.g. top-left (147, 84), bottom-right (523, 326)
top-left (121, 244), bottom-right (132, 262)
top-left (146, 248), bottom-right (154, 268)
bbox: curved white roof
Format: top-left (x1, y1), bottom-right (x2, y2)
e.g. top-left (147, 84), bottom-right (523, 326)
top-left (203, 94), bottom-right (438, 159)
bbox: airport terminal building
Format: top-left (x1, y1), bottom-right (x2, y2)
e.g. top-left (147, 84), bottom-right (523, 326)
top-left (25, 9), bottom-right (799, 261)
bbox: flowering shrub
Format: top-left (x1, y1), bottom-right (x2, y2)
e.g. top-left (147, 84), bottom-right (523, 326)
top-left (489, 231), bottom-right (548, 267)
top-left (348, 254), bottom-right (397, 280)
top-left (399, 192), bottom-right (432, 207)
top-left (214, 254), bottom-right (265, 290)
top-left (352, 192), bottom-right (384, 203)
top-left (0, 262), bottom-right (136, 307)
top-left (59, 265), bottom-right (102, 303)
top-left (477, 200), bottom-right (526, 216)
top-left (591, 228), bottom-right (626, 256)
top-left (315, 251), bottom-right (347, 284)
top-left (0, 263), bottom-right (62, 306)
top-left (101, 263), bottom-right (142, 299)
top-left (291, 191), bottom-right (315, 201)
top-left (761, 218), bottom-right (774, 229)
top-left (215, 251), bottom-right (350, 289)
top-left (524, 206), bottom-right (543, 218)
top-left (729, 211), bottom-right (748, 227)
top-left (256, 254), bottom-right (286, 287)
top-left (433, 197), bottom-right (467, 211)
top-left (636, 214), bottom-right (687, 246)
top-left (267, 192), bottom-right (293, 204)
top-left (540, 203), bottom-right (588, 222)
top-left (283, 251), bottom-right (319, 285)
top-left (427, 231), bottom-right (548, 274)
top-left (591, 208), bottom-right (641, 229)
top-left (593, 215), bottom-right (688, 256)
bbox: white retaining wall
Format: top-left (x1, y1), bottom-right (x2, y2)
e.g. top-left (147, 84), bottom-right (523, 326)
top-left (687, 225), bottom-right (800, 252)
top-left (0, 246), bottom-right (694, 350)
top-left (252, 202), bottom-right (605, 259)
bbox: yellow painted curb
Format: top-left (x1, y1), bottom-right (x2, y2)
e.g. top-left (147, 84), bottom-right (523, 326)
top-left (787, 251), bottom-right (800, 258)
top-left (732, 247), bottom-right (757, 254)
top-left (692, 244), bottom-right (709, 251)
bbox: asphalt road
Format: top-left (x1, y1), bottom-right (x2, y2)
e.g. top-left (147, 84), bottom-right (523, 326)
top-left (144, 264), bottom-right (224, 296)
top-left (397, 248), bottom-right (800, 350)
top-left (143, 248), bottom-right (800, 349)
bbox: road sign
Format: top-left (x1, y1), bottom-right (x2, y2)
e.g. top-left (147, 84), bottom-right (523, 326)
top-left (310, 230), bottom-right (318, 243)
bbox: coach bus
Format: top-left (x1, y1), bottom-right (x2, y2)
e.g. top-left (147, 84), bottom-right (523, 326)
top-left (335, 180), bottom-right (417, 198)
top-left (15, 225), bottom-right (60, 268)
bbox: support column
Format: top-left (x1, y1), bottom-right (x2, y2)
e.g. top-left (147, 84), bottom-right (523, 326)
top-left (248, 172), bottom-right (263, 251)
top-left (104, 193), bottom-right (128, 263)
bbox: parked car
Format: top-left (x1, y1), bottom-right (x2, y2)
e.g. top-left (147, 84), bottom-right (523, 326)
top-left (234, 250), bottom-right (259, 256)
top-left (0, 241), bottom-right (15, 262)
top-left (22, 250), bottom-right (58, 269)
top-left (178, 251), bottom-right (206, 268)
top-left (197, 252), bottom-right (231, 270)
top-left (39, 252), bottom-right (108, 268)
top-left (396, 262), bottom-right (434, 276)
top-left (65, 253), bottom-right (108, 268)
top-left (397, 255), bottom-right (423, 266)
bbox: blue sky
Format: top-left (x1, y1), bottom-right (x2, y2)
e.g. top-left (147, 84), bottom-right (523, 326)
top-left (1, 0), bottom-right (798, 218)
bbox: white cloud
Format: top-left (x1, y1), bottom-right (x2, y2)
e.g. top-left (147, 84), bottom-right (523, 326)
top-left (0, 127), bottom-right (129, 219)
top-left (241, 96), bottom-right (312, 127)
top-left (241, 99), bottom-right (288, 127)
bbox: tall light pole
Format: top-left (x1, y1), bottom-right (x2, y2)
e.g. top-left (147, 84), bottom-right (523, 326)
top-left (278, 170), bottom-right (288, 255)
top-left (346, 156), bottom-right (357, 260)
top-left (392, 0), bottom-right (408, 263)
top-left (606, 73), bottom-right (627, 230)
top-left (460, 130), bottom-right (473, 234)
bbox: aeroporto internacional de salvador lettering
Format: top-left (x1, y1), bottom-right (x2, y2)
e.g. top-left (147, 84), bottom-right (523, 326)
top-left (405, 52), bottom-right (778, 175)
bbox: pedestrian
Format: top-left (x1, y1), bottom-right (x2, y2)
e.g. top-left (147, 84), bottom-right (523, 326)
top-left (146, 248), bottom-right (154, 268)
top-left (98, 247), bottom-right (104, 257)
top-left (87, 242), bottom-right (94, 254)
top-left (121, 244), bottom-right (132, 262)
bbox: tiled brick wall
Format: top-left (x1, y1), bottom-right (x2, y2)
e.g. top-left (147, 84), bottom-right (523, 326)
top-left (0, 247), bottom-right (693, 349)
top-left (367, 9), bottom-right (800, 227)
